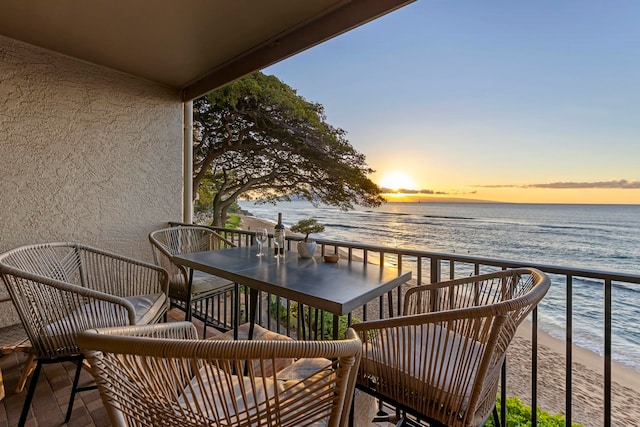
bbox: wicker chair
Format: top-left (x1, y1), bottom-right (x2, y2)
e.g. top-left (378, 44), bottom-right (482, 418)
top-left (351, 268), bottom-right (550, 427)
top-left (149, 226), bottom-right (236, 335)
top-left (0, 242), bottom-right (169, 426)
top-left (78, 321), bottom-right (362, 427)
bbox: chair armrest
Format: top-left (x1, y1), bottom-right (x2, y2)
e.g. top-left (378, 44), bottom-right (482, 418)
top-left (80, 321), bottom-right (198, 340)
top-left (1, 266), bottom-right (138, 324)
top-left (402, 268), bottom-right (543, 316)
top-left (209, 230), bottom-right (237, 249)
top-left (76, 245), bottom-right (169, 298)
top-left (351, 308), bottom-right (487, 336)
top-left (150, 240), bottom-right (187, 282)
top-left (2, 274), bottom-right (143, 359)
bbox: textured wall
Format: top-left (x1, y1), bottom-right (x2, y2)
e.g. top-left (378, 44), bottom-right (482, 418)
top-left (0, 36), bottom-right (184, 324)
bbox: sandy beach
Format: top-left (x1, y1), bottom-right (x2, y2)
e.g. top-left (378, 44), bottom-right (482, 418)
top-left (237, 213), bottom-right (640, 426)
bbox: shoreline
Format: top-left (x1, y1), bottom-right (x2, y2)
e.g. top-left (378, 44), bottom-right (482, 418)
top-left (237, 213), bottom-right (640, 425)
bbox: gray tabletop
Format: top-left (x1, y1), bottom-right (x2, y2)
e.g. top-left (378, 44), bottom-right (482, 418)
top-left (174, 246), bottom-right (411, 315)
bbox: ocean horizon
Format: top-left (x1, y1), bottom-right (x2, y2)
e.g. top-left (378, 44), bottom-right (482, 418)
top-left (238, 200), bottom-right (640, 372)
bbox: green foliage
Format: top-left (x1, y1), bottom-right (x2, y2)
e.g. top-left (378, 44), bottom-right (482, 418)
top-left (322, 313), bottom-right (360, 340)
top-left (192, 71), bottom-right (386, 226)
top-left (289, 218), bottom-right (325, 242)
top-left (268, 296), bottom-right (358, 340)
top-left (225, 214), bottom-right (241, 229)
top-left (485, 396), bottom-right (583, 427)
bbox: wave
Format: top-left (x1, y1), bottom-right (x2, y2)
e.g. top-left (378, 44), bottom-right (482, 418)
top-left (422, 214), bottom-right (474, 220)
top-left (372, 211), bottom-right (411, 216)
top-left (537, 223), bottom-right (594, 232)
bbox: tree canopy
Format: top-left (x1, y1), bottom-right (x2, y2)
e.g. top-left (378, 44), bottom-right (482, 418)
top-left (193, 72), bottom-right (385, 226)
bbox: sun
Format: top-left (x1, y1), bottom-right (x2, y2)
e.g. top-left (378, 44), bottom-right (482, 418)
top-left (379, 172), bottom-right (418, 192)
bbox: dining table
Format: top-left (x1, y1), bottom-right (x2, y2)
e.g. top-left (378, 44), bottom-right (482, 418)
top-left (173, 245), bottom-right (412, 339)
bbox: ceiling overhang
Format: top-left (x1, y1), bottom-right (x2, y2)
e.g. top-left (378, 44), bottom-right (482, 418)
top-left (0, 0), bottom-right (414, 101)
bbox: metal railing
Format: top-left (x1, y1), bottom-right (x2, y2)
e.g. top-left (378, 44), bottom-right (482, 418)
top-left (170, 221), bottom-right (640, 427)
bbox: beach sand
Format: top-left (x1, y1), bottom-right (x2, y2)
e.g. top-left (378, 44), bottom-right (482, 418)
top-left (508, 324), bottom-right (640, 426)
top-left (237, 214), bottom-right (640, 426)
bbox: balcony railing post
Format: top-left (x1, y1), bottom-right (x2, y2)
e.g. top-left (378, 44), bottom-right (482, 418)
top-left (605, 278), bottom-right (612, 427)
top-left (430, 257), bottom-right (441, 312)
top-left (566, 275), bottom-right (573, 426)
top-left (531, 307), bottom-right (539, 427)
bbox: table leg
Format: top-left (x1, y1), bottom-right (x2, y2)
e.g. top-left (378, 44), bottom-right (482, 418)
top-left (233, 283), bottom-right (240, 341)
top-left (300, 303), bottom-right (307, 340)
top-left (185, 269), bottom-right (194, 321)
top-left (332, 314), bottom-right (339, 340)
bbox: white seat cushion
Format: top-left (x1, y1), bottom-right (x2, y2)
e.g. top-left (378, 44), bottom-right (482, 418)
top-left (43, 293), bottom-right (167, 337)
top-left (209, 323), bottom-right (294, 376)
top-left (126, 293), bottom-right (167, 324)
top-left (179, 357), bottom-right (336, 426)
top-left (169, 271), bottom-right (233, 300)
top-left (362, 323), bottom-right (484, 403)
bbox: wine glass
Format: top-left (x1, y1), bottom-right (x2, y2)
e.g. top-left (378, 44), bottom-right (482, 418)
top-left (274, 229), bottom-right (285, 258)
top-left (273, 234), bottom-right (280, 257)
top-left (255, 228), bottom-right (268, 257)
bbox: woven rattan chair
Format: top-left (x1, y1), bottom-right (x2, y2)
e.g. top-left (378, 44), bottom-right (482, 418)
top-left (149, 226), bottom-right (236, 335)
top-left (351, 268), bottom-right (550, 427)
top-left (78, 321), bottom-right (362, 427)
top-left (0, 242), bottom-right (169, 426)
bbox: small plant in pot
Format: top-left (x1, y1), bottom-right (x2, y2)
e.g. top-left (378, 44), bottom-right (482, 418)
top-left (289, 218), bottom-right (325, 259)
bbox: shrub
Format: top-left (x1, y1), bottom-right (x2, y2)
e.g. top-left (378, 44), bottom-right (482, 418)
top-left (268, 296), bottom-right (358, 339)
top-left (485, 396), bottom-right (583, 427)
top-left (289, 218), bottom-right (325, 242)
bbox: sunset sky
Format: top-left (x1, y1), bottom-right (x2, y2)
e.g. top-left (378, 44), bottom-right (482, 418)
top-left (264, 1), bottom-right (640, 204)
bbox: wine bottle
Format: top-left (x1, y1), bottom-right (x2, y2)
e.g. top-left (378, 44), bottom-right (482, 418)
top-left (274, 212), bottom-right (285, 256)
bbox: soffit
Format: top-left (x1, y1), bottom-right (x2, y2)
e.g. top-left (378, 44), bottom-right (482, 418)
top-left (0, 0), bottom-right (413, 100)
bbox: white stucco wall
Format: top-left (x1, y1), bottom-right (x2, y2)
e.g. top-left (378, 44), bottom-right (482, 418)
top-left (0, 36), bottom-right (184, 324)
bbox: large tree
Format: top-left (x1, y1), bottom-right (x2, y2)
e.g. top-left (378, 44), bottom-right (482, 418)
top-left (193, 72), bottom-right (385, 226)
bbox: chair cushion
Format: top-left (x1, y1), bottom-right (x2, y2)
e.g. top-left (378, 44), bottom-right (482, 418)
top-left (191, 272), bottom-right (234, 298)
top-left (126, 293), bottom-right (167, 325)
top-left (169, 271), bottom-right (233, 301)
top-left (43, 293), bottom-right (167, 337)
top-left (361, 323), bottom-right (484, 406)
top-left (180, 357), bottom-right (335, 426)
top-left (276, 356), bottom-right (331, 381)
top-left (209, 323), bottom-right (294, 376)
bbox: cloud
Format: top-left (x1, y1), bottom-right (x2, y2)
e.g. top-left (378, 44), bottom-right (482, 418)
top-left (474, 179), bottom-right (640, 189)
top-left (380, 188), bottom-right (440, 194)
top-left (380, 188), bottom-right (476, 195)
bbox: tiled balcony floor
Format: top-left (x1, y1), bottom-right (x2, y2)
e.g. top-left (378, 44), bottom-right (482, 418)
top-left (1, 309), bottom-right (394, 427)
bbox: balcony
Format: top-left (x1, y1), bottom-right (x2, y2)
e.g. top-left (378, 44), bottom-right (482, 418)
top-left (1, 225), bottom-right (638, 426)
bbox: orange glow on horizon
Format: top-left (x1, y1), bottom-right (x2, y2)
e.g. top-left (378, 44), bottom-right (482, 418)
top-left (378, 172), bottom-right (417, 192)
top-left (380, 188), bottom-right (640, 204)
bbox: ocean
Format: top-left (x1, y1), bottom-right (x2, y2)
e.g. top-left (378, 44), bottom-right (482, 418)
top-left (238, 200), bottom-right (640, 371)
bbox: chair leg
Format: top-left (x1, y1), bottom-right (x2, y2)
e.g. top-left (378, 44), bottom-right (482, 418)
top-left (394, 418), bottom-right (406, 427)
top-left (348, 393), bottom-right (355, 427)
top-left (185, 269), bottom-right (194, 321)
top-left (15, 353), bottom-right (36, 394)
top-left (492, 405), bottom-right (501, 427)
top-left (233, 283), bottom-right (240, 340)
top-left (65, 357), bottom-right (84, 422)
top-left (18, 360), bottom-right (42, 427)
top-left (203, 298), bottom-right (209, 338)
